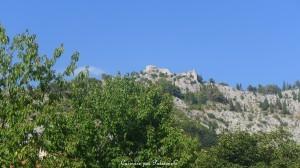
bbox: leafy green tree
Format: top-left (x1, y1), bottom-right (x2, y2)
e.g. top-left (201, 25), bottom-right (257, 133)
top-left (195, 131), bottom-right (300, 168)
top-left (214, 132), bottom-right (261, 166)
top-left (0, 24), bottom-right (79, 167)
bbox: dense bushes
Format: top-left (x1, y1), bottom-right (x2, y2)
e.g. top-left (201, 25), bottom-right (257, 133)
top-left (157, 79), bottom-right (183, 99)
top-left (172, 109), bottom-right (217, 148)
top-left (194, 131), bottom-right (300, 168)
top-left (258, 84), bottom-right (281, 95)
top-left (184, 84), bottom-right (227, 106)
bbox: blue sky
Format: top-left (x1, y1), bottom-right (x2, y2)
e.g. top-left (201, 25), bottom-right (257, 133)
top-left (1, 1), bottom-right (300, 86)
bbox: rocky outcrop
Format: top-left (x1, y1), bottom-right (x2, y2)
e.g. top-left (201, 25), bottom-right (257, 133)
top-left (137, 65), bottom-right (300, 142)
top-left (139, 65), bottom-right (200, 93)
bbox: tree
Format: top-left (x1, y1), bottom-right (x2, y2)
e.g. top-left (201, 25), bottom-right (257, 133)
top-left (295, 81), bottom-right (300, 89)
top-left (282, 100), bottom-right (289, 114)
top-left (197, 74), bottom-right (204, 84)
top-left (236, 83), bottom-right (242, 91)
top-left (278, 91), bottom-right (283, 98)
top-left (0, 24), bottom-right (80, 167)
top-left (209, 78), bottom-right (215, 84)
top-left (101, 73), bottom-right (112, 80)
top-left (247, 85), bottom-right (257, 93)
top-left (260, 98), bottom-right (269, 111)
top-left (292, 91), bottom-right (297, 101)
top-left (229, 100), bottom-right (235, 111)
top-left (282, 81), bottom-right (287, 91)
top-left (213, 132), bottom-right (261, 166)
top-left (258, 84), bottom-right (281, 95)
top-left (194, 131), bottom-right (300, 168)
top-left (276, 98), bottom-right (282, 110)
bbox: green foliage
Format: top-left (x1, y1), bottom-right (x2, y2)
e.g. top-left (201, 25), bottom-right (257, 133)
top-left (197, 74), bottom-right (204, 84)
top-left (194, 131), bottom-right (300, 168)
top-left (150, 73), bottom-right (158, 79)
top-left (292, 91), bottom-right (297, 101)
top-left (184, 91), bottom-right (208, 106)
top-left (282, 100), bottom-right (290, 114)
top-left (228, 100), bottom-right (242, 112)
top-left (275, 98), bottom-right (282, 110)
top-left (229, 100), bottom-right (235, 111)
top-left (260, 98), bottom-right (270, 111)
top-left (258, 84), bottom-right (281, 95)
top-left (172, 109), bottom-right (217, 148)
top-left (101, 73), bottom-right (112, 80)
top-left (158, 72), bottom-right (167, 78)
top-left (157, 78), bottom-right (183, 98)
top-left (208, 78), bottom-right (215, 84)
top-left (0, 24), bottom-right (80, 167)
top-left (236, 83), bottom-right (242, 91)
top-left (184, 85), bottom-right (227, 107)
top-left (247, 85), bottom-right (257, 93)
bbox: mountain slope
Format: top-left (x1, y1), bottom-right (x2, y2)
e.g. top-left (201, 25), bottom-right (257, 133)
top-left (135, 65), bottom-right (300, 142)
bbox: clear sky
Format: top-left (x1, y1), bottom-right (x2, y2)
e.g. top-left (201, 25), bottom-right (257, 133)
top-left (1, 0), bottom-right (300, 86)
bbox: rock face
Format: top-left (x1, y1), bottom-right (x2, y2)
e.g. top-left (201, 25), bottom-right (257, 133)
top-left (145, 65), bottom-right (172, 75)
top-left (137, 65), bottom-right (300, 142)
top-left (140, 65), bottom-right (200, 93)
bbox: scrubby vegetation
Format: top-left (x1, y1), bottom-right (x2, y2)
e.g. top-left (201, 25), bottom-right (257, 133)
top-left (157, 79), bottom-right (183, 99)
top-left (1, 25), bottom-right (300, 167)
top-left (184, 84), bottom-right (227, 109)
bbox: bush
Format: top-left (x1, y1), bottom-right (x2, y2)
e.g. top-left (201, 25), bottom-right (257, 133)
top-left (260, 98), bottom-right (270, 111)
top-left (184, 85), bottom-right (227, 107)
top-left (157, 79), bottom-right (183, 98)
top-left (195, 131), bottom-right (300, 168)
top-left (258, 84), bottom-right (281, 95)
top-left (207, 113), bottom-right (216, 119)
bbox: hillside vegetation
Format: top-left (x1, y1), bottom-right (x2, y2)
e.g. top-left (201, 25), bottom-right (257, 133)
top-left (1, 25), bottom-right (300, 167)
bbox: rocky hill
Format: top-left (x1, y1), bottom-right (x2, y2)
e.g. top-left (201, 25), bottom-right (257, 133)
top-left (134, 65), bottom-right (300, 142)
